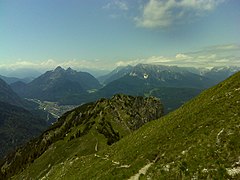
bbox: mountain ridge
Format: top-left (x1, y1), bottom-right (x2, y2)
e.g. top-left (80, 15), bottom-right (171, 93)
top-left (0, 101), bottom-right (48, 159)
top-left (12, 66), bottom-right (101, 102)
top-left (99, 64), bottom-right (240, 86)
top-left (0, 78), bottom-right (55, 159)
top-left (0, 94), bottom-right (164, 179)
top-left (0, 78), bottom-right (24, 107)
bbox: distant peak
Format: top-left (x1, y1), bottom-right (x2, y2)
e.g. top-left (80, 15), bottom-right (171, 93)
top-left (66, 67), bottom-right (74, 72)
top-left (54, 66), bottom-right (64, 72)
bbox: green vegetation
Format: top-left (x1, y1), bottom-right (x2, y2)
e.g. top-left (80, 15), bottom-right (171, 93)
top-left (2, 71), bottom-right (240, 179)
top-left (0, 78), bottom-right (24, 107)
top-left (0, 77), bottom-right (54, 159)
top-left (0, 94), bottom-right (163, 179)
top-left (0, 102), bottom-right (47, 159)
top-left (8, 71), bottom-right (240, 179)
top-left (85, 76), bottom-right (203, 114)
top-left (147, 87), bottom-right (202, 113)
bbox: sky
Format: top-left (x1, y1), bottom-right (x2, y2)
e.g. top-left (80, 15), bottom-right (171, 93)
top-left (0, 0), bottom-right (240, 73)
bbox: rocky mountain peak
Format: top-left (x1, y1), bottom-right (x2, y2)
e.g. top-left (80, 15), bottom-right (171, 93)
top-left (66, 67), bottom-right (73, 72)
top-left (54, 66), bottom-right (64, 72)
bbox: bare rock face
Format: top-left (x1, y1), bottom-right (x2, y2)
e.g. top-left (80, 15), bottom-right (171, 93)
top-left (110, 94), bottom-right (164, 130)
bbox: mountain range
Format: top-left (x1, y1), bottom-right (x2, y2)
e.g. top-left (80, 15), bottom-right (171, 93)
top-left (12, 66), bottom-right (101, 102)
top-left (0, 68), bottom-right (41, 80)
top-left (10, 64), bottom-right (240, 114)
top-left (98, 64), bottom-right (240, 86)
top-left (0, 75), bottom-right (32, 84)
top-left (2, 70), bottom-right (240, 179)
top-left (96, 64), bottom-right (239, 112)
top-left (203, 66), bottom-right (240, 83)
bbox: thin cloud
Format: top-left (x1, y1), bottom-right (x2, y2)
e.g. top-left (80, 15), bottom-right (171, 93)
top-left (0, 59), bottom-right (115, 71)
top-left (188, 44), bottom-right (240, 55)
top-left (103, 0), bottom-right (128, 11)
top-left (116, 59), bottom-right (142, 67)
top-left (116, 44), bottom-right (240, 68)
top-left (135, 0), bottom-right (225, 28)
top-left (0, 44), bottom-right (239, 72)
top-left (205, 44), bottom-right (240, 52)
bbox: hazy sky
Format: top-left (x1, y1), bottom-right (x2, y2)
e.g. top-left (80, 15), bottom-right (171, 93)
top-left (0, 0), bottom-right (239, 71)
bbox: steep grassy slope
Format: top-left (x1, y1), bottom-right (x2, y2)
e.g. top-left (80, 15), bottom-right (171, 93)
top-left (11, 71), bottom-right (240, 179)
top-left (0, 95), bottom-right (163, 179)
top-left (0, 78), bottom-right (52, 159)
top-left (147, 87), bottom-right (202, 113)
top-left (0, 78), bottom-right (24, 107)
top-left (0, 102), bottom-right (47, 159)
top-left (0, 75), bottom-right (23, 84)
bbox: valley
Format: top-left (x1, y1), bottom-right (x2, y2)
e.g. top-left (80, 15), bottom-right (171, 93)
top-left (27, 98), bottom-right (77, 119)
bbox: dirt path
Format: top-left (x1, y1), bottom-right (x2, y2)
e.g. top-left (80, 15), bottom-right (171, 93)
top-left (128, 163), bottom-right (153, 180)
top-left (94, 153), bottom-right (130, 169)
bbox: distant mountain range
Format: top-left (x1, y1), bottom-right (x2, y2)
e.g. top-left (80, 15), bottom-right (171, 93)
top-left (98, 65), bottom-right (133, 85)
top-left (0, 75), bottom-right (33, 84)
top-left (93, 65), bottom-right (234, 112)
top-left (2, 69), bottom-right (240, 179)
top-left (202, 66), bottom-right (240, 83)
top-left (96, 64), bottom-right (240, 112)
top-left (10, 64), bottom-right (240, 113)
top-left (0, 68), bottom-right (41, 79)
top-left (98, 64), bottom-right (213, 93)
top-left (99, 64), bottom-right (240, 86)
top-left (12, 66), bottom-right (101, 102)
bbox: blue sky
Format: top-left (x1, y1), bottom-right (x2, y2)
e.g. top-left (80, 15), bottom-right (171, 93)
top-left (0, 0), bottom-right (239, 71)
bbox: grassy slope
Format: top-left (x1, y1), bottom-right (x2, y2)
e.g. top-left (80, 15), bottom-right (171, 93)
top-left (146, 87), bottom-right (202, 113)
top-left (14, 72), bottom-right (240, 179)
top-left (7, 95), bottom-right (162, 179)
top-left (0, 102), bottom-right (47, 159)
